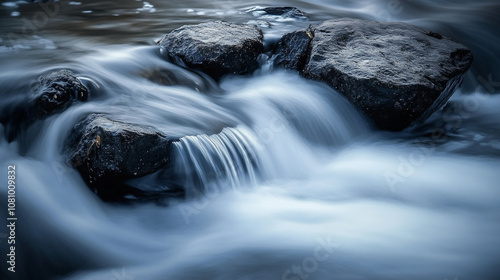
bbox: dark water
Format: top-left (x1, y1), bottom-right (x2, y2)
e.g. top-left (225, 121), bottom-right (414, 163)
top-left (1, 1), bottom-right (500, 279)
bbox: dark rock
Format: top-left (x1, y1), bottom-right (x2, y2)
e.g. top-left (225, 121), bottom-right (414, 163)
top-left (300, 18), bottom-right (473, 130)
top-left (247, 6), bottom-right (308, 19)
top-left (159, 21), bottom-right (264, 80)
top-left (67, 114), bottom-right (172, 188)
top-left (273, 28), bottom-right (313, 71)
top-left (34, 69), bottom-right (88, 117)
top-left (0, 70), bottom-right (88, 141)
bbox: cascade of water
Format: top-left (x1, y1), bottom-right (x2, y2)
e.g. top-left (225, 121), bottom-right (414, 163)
top-left (173, 126), bottom-right (261, 197)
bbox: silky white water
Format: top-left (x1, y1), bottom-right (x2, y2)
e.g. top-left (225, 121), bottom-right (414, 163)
top-left (0, 0), bottom-right (499, 279)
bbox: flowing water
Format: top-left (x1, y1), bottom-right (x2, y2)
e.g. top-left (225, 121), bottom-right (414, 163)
top-left (1, 0), bottom-right (500, 279)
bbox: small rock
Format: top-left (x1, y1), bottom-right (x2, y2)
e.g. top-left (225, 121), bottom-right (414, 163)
top-left (273, 28), bottom-right (312, 71)
top-left (159, 21), bottom-right (264, 80)
top-left (34, 69), bottom-right (88, 117)
top-left (0, 70), bottom-right (88, 141)
top-left (67, 114), bottom-right (172, 189)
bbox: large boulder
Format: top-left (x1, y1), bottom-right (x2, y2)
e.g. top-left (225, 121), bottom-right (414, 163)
top-left (159, 21), bottom-right (264, 80)
top-left (1, 70), bottom-right (88, 141)
top-left (275, 18), bottom-right (473, 130)
top-left (67, 114), bottom-right (172, 188)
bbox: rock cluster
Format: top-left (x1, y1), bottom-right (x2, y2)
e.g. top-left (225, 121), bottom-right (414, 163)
top-left (160, 16), bottom-right (472, 130)
top-left (67, 114), bottom-right (172, 189)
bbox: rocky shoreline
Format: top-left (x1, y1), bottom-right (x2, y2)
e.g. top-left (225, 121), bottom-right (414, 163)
top-left (159, 16), bottom-right (472, 131)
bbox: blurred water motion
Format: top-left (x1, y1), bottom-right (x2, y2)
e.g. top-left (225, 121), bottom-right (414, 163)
top-left (0, 0), bottom-right (499, 279)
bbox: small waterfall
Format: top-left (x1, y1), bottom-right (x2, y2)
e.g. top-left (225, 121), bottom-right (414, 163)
top-left (173, 126), bottom-right (261, 198)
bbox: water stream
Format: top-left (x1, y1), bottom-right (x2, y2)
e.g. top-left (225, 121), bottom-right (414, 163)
top-left (1, 0), bottom-right (499, 279)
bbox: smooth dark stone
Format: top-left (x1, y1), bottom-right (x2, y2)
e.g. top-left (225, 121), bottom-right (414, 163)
top-left (0, 69), bottom-right (88, 141)
top-left (34, 69), bottom-right (88, 117)
top-left (67, 114), bottom-right (172, 189)
top-left (159, 21), bottom-right (264, 80)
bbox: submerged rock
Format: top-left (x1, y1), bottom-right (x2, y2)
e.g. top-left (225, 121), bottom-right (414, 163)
top-left (0, 69), bottom-right (88, 141)
top-left (246, 20), bottom-right (272, 29)
top-left (159, 21), bottom-right (264, 80)
top-left (34, 69), bottom-right (88, 117)
top-left (246, 6), bottom-right (308, 20)
top-left (67, 114), bottom-right (172, 189)
top-left (275, 18), bottom-right (473, 130)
